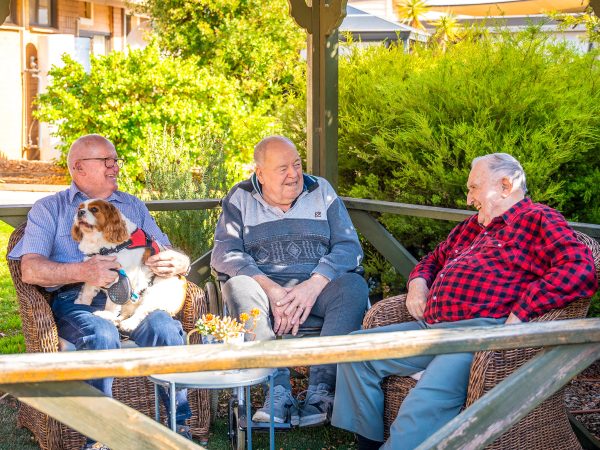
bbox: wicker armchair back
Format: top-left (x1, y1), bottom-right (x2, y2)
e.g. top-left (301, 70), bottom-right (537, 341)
top-left (362, 231), bottom-right (600, 449)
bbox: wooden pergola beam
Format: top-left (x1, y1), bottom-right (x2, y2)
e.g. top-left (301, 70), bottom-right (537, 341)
top-left (288, 0), bottom-right (348, 189)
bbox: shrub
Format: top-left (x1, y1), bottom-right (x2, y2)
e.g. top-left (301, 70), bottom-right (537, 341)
top-left (279, 28), bottom-right (600, 299)
top-left (35, 42), bottom-right (285, 183)
top-left (119, 129), bottom-right (229, 260)
top-left (140, 0), bottom-right (305, 105)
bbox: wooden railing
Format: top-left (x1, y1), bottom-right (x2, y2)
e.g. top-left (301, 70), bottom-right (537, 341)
top-left (2, 197), bottom-right (599, 283)
top-left (1, 199), bottom-right (599, 449)
top-left (0, 320), bottom-right (599, 449)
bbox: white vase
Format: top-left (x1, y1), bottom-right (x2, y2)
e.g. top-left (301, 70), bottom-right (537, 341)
top-left (201, 332), bottom-right (245, 345)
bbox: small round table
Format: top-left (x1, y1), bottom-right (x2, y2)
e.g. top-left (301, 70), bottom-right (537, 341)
top-left (148, 368), bottom-right (276, 450)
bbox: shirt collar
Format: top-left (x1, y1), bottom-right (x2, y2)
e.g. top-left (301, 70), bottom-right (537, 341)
top-left (250, 173), bottom-right (314, 197)
top-left (67, 182), bottom-right (127, 205)
top-left (500, 197), bottom-right (532, 224)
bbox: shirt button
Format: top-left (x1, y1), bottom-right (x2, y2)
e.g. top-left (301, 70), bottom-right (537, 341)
top-left (498, 244), bottom-right (502, 247)
top-left (484, 232), bottom-right (488, 235)
top-left (433, 295), bottom-right (437, 300)
top-left (439, 273), bottom-right (443, 278)
top-left (470, 245), bottom-right (474, 249)
top-left (455, 249), bottom-right (458, 253)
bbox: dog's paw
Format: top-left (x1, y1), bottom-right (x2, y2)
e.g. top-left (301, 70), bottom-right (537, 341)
top-left (118, 316), bottom-right (142, 333)
top-left (74, 294), bottom-right (92, 305)
top-left (93, 310), bottom-right (120, 325)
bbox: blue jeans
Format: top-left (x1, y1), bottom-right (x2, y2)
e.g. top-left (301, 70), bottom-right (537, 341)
top-left (331, 317), bottom-right (505, 449)
top-left (52, 285), bottom-right (192, 430)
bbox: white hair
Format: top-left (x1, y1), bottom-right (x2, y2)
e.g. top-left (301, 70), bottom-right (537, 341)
top-left (67, 134), bottom-right (115, 176)
top-left (253, 135), bottom-right (296, 167)
top-left (472, 153), bottom-right (527, 194)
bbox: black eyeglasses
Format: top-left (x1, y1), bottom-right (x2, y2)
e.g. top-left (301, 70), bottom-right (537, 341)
top-left (77, 157), bottom-right (125, 168)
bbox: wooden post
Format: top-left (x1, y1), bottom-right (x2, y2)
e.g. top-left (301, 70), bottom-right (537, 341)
top-left (4, 380), bottom-right (202, 449)
top-left (349, 209), bottom-right (418, 277)
top-left (288, 0), bottom-right (348, 189)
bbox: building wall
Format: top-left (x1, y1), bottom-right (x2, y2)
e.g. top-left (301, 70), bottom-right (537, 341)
top-left (0, 0), bottom-right (128, 161)
top-left (0, 29), bottom-right (23, 160)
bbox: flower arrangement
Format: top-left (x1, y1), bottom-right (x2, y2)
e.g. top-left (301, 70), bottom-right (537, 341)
top-left (188, 308), bottom-right (261, 344)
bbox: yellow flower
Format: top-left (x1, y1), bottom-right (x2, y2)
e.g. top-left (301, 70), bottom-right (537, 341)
top-left (205, 313), bottom-right (214, 321)
top-left (250, 308), bottom-right (260, 318)
top-left (239, 313), bottom-right (250, 323)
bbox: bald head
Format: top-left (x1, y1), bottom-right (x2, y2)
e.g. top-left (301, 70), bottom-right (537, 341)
top-left (254, 135), bottom-right (297, 167)
top-left (67, 134), bottom-right (116, 177)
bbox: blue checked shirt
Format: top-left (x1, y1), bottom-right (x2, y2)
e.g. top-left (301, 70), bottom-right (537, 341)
top-left (8, 183), bottom-right (170, 267)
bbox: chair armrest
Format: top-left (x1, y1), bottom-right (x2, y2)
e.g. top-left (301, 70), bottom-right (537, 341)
top-left (179, 280), bottom-right (208, 344)
top-left (9, 273), bottom-right (60, 353)
top-left (362, 294), bottom-right (412, 330)
top-left (466, 296), bottom-right (591, 407)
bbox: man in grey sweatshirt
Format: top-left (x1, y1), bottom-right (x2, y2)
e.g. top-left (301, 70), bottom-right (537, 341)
top-left (211, 135), bottom-right (369, 427)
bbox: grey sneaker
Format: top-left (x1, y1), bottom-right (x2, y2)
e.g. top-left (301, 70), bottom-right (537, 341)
top-left (252, 385), bottom-right (295, 424)
top-left (298, 383), bottom-right (334, 427)
top-left (81, 443), bottom-right (110, 450)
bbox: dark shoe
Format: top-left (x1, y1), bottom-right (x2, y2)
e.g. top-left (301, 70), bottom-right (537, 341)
top-left (176, 424), bottom-right (192, 440)
top-left (357, 434), bottom-right (383, 450)
top-left (298, 383), bottom-right (334, 427)
top-left (81, 443), bottom-right (110, 450)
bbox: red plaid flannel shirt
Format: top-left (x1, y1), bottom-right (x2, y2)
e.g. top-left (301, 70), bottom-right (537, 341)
top-left (409, 198), bottom-right (598, 323)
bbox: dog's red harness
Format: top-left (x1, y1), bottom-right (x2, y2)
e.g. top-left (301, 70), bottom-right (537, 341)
top-left (127, 228), bottom-right (161, 255)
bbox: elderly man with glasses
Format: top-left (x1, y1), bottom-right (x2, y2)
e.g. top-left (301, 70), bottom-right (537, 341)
top-left (8, 134), bottom-right (192, 450)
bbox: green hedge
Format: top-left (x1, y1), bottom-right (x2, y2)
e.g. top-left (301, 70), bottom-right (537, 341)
top-left (281, 28), bottom-right (600, 299)
top-left (337, 29), bottom-right (599, 281)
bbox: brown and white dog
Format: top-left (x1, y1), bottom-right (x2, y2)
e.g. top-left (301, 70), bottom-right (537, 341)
top-left (71, 199), bottom-right (186, 333)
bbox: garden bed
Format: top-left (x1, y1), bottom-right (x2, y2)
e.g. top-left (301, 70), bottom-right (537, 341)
top-left (0, 160), bottom-right (69, 185)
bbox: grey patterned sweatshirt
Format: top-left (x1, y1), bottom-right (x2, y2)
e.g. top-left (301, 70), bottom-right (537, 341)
top-left (211, 174), bottom-right (363, 284)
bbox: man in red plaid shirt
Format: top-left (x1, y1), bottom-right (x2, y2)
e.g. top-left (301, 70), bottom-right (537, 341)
top-left (331, 153), bottom-right (598, 450)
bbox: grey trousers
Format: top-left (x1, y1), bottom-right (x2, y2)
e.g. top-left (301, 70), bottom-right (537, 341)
top-left (222, 273), bottom-right (369, 389)
top-left (331, 317), bottom-right (505, 449)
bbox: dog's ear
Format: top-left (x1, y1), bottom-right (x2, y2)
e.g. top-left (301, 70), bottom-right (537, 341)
top-left (101, 201), bottom-right (130, 243)
top-left (71, 223), bottom-right (83, 242)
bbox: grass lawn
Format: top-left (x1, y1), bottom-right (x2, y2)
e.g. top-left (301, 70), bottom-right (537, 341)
top-left (0, 221), bottom-right (24, 355)
top-left (0, 222), bottom-right (357, 449)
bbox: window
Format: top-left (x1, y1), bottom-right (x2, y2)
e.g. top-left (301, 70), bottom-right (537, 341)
top-left (5, 0), bottom-right (18, 25)
top-left (80, 1), bottom-right (93, 26)
top-left (30, 0), bottom-right (56, 27)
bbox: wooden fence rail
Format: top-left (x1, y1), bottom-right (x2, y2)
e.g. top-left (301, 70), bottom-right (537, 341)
top-left (0, 320), bottom-right (599, 449)
top-left (2, 198), bottom-right (599, 283)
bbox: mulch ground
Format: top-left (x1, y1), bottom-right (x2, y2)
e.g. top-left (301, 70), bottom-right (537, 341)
top-left (0, 159), bottom-right (69, 185)
top-left (566, 359), bottom-right (600, 441)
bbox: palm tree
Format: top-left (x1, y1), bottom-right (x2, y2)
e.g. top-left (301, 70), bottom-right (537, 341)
top-left (432, 14), bottom-right (462, 51)
top-left (394, 0), bottom-right (429, 31)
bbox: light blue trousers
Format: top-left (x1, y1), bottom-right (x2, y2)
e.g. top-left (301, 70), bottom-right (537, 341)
top-left (222, 273), bottom-right (369, 389)
top-left (331, 317), bottom-right (505, 449)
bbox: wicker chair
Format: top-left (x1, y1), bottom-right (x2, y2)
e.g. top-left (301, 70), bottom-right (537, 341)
top-left (362, 231), bottom-right (600, 449)
top-left (6, 222), bottom-right (211, 450)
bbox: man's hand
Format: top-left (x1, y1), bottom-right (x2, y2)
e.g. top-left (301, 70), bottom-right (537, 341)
top-left (279, 274), bottom-right (329, 335)
top-left (145, 250), bottom-right (190, 278)
top-left (21, 253), bottom-right (120, 287)
top-left (81, 255), bottom-right (121, 287)
top-left (505, 312), bottom-right (522, 324)
top-left (254, 276), bottom-right (293, 335)
top-left (406, 277), bottom-right (429, 320)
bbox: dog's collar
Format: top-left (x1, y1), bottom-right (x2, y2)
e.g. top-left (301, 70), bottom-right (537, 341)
top-left (86, 228), bottom-right (160, 258)
top-left (87, 239), bottom-right (131, 257)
